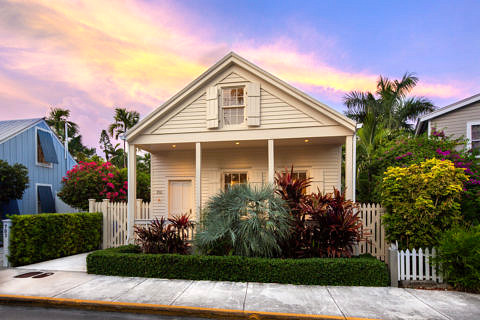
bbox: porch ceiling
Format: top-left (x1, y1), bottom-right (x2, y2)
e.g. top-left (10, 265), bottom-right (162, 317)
top-left (137, 136), bottom-right (345, 153)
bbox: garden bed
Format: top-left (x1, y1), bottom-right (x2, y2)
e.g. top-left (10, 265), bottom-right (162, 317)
top-left (87, 245), bottom-right (389, 286)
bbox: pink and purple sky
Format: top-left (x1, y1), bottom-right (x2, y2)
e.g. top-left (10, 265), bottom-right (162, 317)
top-left (1, 0), bottom-right (479, 151)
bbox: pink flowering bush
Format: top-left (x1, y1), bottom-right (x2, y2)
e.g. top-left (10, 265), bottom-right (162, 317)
top-left (58, 161), bottom-right (127, 210)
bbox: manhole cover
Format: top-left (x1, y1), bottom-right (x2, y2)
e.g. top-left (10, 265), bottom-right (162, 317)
top-left (14, 272), bottom-right (44, 278)
top-left (32, 272), bottom-right (54, 278)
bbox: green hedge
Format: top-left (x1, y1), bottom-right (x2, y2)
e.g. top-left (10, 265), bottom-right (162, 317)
top-left (87, 245), bottom-right (389, 286)
top-left (9, 212), bottom-right (102, 266)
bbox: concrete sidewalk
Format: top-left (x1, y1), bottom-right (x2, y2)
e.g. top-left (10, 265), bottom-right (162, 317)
top-left (1, 267), bottom-right (480, 320)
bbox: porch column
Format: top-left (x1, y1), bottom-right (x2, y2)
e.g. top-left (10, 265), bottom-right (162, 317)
top-left (127, 143), bottom-right (136, 244)
top-left (195, 142), bottom-right (201, 222)
top-left (345, 135), bottom-right (354, 200)
top-left (268, 139), bottom-right (275, 184)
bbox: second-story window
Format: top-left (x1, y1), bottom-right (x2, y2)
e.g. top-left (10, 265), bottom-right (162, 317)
top-left (222, 87), bottom-right (245, 126)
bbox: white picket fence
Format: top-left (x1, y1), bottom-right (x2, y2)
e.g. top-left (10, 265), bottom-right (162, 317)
top-left (397, 247), bottom-right (443, 283)
top-left (89, 199), bottom-right (128, 248)
top-left (88, 199), bottom-right (197, 248)
top-left (357, 203), bottom-right (387, 262)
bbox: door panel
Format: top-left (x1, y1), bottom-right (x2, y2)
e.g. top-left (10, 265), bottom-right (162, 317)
top-left (168, 180), bottom-right (193, 218)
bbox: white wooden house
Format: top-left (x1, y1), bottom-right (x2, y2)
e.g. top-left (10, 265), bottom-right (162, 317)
top-left (125, 52), bottom-right (356, 239)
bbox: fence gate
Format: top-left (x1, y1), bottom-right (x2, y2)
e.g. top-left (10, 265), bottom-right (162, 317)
top-left (357, 203), bottom-right (387, 262)
top-left (89, 199), bottom-right (128, 248)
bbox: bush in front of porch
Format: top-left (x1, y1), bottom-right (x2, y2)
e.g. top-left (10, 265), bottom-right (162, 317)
top-left (86, 245), bottom-right (389, 286)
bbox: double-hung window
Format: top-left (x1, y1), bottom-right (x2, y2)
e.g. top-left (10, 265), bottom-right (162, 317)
top-left (224, 172), bottom-right (247, 190)
top-left (467, 121), bottom-right (480, 157)
top-left (221, 87), bottom-right (245, 126)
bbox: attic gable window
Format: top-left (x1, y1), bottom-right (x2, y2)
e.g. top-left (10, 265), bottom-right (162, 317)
top-left (36, 128), bottom-right (58, 166)
top-left (222, 87), bottom-right (245, 126)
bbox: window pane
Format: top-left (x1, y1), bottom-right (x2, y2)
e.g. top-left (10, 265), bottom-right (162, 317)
top-left (223, 107), bottom-right (244, 125)
top-left (473, 141), bottom-right (480, 151)
top-left (225, 174), bottom-right (231, 184)
top-left (240, 174), bottom-right (247, 183)
top-left (222, 87), bottom-right (244, 106)
top-left (472, 125), bottom-right (480, 140)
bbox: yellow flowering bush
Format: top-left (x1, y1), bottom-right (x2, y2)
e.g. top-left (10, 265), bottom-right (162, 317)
top-left (382, 158), bottom-right (468, 249)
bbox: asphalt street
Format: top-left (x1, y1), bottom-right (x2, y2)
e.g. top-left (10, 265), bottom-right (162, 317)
top-left (0, 304), bottom-right (204, 320)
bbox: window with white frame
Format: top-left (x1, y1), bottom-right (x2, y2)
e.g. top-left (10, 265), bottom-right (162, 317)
top-left (467, 121), bottom-right (480, 156)
top-left (221, 87), bottom-right (245, 126)
top-left (223, 172), bottom-right (247, 190)
top-left (292, 171), bottom-right (308, 194)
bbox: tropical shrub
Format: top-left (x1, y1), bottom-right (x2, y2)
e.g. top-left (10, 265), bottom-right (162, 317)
top-left (434, 225), bottom-right (480, 292)
top-left (301, 188), bottom-right (365, 257)
top-left (358, 132), bottom-right (465, 203)
top-left (134, 214), bottom-right (193, 254)
top-left (275, 167), bottom-right (312, 257)
top-left (87, 245), bottom-right (389, 286)
top-left (195, 184), bottom-right (292, 258)
top-left (119, 168), bottom-right (151, 202)
top-left (8, 212), bottom-right (102, 266)
top-left (58, 161), bottom-right (127, 210)
top-left (0, 159), bottom-right (28, 203)
top-left (382, 158), bottom-right (468, 249)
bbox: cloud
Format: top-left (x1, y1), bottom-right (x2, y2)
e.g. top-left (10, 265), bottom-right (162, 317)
top-left (0, 0), bottom-right (470, 149)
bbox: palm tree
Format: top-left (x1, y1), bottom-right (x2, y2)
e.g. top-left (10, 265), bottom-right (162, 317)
top-left (45, 108), bottom-right (79, 142)
top-left (108, 108), bottom-right (140, 167)
top-left (344, 72), bottom-right (435, 131)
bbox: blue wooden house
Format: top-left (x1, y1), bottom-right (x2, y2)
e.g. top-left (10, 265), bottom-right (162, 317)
top-left (0, 118), bottom-right (77, 217)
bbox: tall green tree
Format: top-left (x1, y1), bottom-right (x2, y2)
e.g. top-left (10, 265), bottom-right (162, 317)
top-left (45, 108), bottom-right (79, 142)
top-left (344, 73), bottom-right (434, 131)
top-left (344, 73), bottom-right (435, 202)
top-left (108, 108), bottom-right (140, 167)
top-left (45, 107), bottom-right (95, 161)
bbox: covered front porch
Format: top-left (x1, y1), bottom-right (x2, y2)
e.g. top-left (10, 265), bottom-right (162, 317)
top-left (125, 135), bottom-right (355, 241)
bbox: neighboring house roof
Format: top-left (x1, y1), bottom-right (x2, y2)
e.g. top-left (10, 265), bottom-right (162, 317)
top-left (126, 52), bottom-right (356, 141)
top-left (0, 118), bottom-right (44, 144)
top-left (415, 93), bottom-right (480, 134)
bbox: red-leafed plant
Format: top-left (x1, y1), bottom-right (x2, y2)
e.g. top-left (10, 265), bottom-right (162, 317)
top-left (301, 188), bottom-right (366, 257)
top-left (134, 214), bottom-right (193, 254)
top-left (275, 166), bottom-right (312, 257)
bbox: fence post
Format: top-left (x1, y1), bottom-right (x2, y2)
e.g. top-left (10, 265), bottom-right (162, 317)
top-left (389, 243), bottom-right (398, 287)
top-left (102, 199), bottom-right (109, 249)
top-left (2, 219), bottom-right (12, 267)
top-left (88, 199), bottom-right (96, 213)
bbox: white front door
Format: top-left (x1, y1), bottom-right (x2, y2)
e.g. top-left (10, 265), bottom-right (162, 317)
top-left (168, 180), bottom-right (193, 218)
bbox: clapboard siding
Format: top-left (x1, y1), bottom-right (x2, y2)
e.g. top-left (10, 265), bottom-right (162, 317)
top-left (0, 121), bottom-right (76, 214)
top-left (150, 144), bottom-right (341, 218)
top-left (152, 86), bottom-right (323, 134)
top-left (430, 102), bottom-right (480, 139)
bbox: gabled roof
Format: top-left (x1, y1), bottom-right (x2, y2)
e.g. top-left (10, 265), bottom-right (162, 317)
top-left (126, 52), bottom-right (356, 141)
top-left (415, 93), bottom-right (480, 134)
top-left (0, 118), bottom-right (44, 144)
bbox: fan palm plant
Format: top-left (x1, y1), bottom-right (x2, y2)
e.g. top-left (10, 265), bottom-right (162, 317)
top-left (108, 108), bottom-right (140, 167)
top-left (195, 184), bottom-right (292, 258)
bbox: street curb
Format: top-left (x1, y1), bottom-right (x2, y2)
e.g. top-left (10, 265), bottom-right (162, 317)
top-left (0, 294), bottom-right (380, 320)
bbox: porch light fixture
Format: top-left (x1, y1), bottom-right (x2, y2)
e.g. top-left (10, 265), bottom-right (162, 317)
top-left (235, 142), bottom-right (240, 145)
top-left (304, 139), bottom-right (309, 143)
top-left (172, 144), bottom-right (176, 148)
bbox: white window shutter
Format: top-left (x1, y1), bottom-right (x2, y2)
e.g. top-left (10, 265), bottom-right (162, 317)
top-left (246, 83), bottom-right (260, 126)
top-left (206, 86), bottom-right (219, 129)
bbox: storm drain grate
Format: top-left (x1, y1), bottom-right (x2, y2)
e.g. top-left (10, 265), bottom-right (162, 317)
top-left (14, 272), bottom-right (54, 278)
top-left (14, 272), bottom-right (44, 278)
top-left (32, 272), bottom-right (54, 278)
